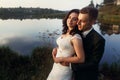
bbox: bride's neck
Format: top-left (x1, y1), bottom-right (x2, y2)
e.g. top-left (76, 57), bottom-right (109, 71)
top-left (67, 29), bottom-right (72, 33)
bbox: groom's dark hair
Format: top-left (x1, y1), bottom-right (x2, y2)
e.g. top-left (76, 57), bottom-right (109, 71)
top-left (80, 6), bottom-right (98, 21)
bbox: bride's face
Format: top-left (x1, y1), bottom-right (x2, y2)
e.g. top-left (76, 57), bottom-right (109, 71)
top-left (67, 12), bottom-right (78, 30)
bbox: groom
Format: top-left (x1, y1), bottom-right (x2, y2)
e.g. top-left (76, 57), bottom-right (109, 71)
top-left (71, 7), bottom-right (105, 80)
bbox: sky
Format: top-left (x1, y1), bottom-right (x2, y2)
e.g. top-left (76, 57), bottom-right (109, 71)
top-left (0, 0), bottom-right (103, 10)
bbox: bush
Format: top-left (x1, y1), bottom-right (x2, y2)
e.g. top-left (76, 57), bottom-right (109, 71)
top-left (31, 47), bottom-right (53, 80)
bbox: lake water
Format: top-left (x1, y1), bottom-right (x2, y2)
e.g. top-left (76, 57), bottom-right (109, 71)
top-left (0, 19), bottom-right (120, 64)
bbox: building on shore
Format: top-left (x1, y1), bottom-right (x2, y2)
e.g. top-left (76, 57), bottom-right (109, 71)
top-left (114, 0), bottom-right (120, 5)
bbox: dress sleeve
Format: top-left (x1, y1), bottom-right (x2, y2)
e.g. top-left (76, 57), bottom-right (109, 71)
top-left (71, 34), bottom-right (82, 40)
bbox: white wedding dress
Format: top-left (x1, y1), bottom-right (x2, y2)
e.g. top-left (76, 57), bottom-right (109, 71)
top-left (47, 34), bottom-right (82, 80)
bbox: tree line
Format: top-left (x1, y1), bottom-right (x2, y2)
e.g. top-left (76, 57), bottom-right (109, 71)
top-left (0, 7), bottom-right (67, 19)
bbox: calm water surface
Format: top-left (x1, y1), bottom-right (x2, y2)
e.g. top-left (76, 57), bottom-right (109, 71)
top-left (0, 19), bottom-right (120, 64)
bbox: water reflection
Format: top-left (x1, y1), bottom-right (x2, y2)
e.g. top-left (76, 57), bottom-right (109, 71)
top-left (99, 23), bottom-right (120, 35)
top-left (37, 29), bottom-right (60, 47)
top-left (0, 19), bottom-right (120, 64)
top-left (0, 19), bottom-right (62, 55)
top-left (96, 23), bottom-right (120, 64)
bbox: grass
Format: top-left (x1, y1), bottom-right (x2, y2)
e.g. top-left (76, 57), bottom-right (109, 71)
top-left (0, 46), bottom-right (120, 80)
top-left (99, 62), bottom-right (120, 80)
top-left (0, 46), bottom-right (53, 80)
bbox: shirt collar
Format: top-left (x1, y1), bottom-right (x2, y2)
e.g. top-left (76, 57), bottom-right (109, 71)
top-left (82, 27), bottom-right (93, 37)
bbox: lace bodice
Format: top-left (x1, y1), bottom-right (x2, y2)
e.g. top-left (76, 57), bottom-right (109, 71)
top-left (56, 34), bottom-right (82, 57)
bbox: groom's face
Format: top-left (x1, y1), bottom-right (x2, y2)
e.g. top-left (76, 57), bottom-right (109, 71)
top-left (77, 13), bottom-right (92, 31)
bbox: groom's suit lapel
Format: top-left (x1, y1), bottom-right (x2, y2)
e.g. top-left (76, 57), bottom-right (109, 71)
top-left (82, 29), bottom-right (96, 61)
top-left (85, 29), bottom-right (95, 39)
top-left (83, 29), bottom-right (95, 45)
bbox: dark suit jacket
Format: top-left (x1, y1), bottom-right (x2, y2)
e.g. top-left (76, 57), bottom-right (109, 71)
top-left (72, 29), bottom-right (105, 80)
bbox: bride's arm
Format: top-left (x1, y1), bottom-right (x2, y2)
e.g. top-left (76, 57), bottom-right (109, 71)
top-left (58, 37), bottom-right (85, 63)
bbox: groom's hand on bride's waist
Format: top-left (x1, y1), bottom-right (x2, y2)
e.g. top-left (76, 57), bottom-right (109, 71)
top-left (52, 48), bottom-right (57, 57)
top-left (60, 62), bottom-right (69, 66)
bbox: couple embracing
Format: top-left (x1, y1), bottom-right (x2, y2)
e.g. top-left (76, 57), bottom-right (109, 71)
top-left (47, 6), bottom-right (105, 80)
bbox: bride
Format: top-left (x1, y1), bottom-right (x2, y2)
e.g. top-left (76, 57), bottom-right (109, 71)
top-left (47, 9), bottom-right (85, 80)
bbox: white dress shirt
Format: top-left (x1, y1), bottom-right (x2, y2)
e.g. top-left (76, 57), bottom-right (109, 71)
top-left (82, 27), bottom-right (93, 38)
